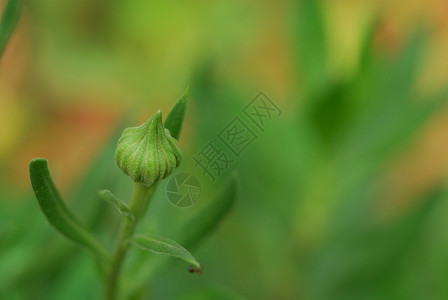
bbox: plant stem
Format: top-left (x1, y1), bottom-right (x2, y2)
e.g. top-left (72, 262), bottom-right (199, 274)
top-left (105, 182), bottom-right (154, 300)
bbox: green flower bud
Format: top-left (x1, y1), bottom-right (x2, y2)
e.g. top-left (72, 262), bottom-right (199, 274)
top-left (114, 110), bottom-right (182, 187)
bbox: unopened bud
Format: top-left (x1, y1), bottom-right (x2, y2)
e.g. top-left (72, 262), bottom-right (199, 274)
top-left (114, 110), bottom-right (182, 186)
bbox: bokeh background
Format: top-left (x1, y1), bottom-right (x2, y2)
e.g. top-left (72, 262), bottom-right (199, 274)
top-left (2, 0), bottom-right (448, 299)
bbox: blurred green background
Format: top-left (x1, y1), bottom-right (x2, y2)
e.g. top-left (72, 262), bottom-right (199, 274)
top-left (2, 0), bottom-right (448, 299)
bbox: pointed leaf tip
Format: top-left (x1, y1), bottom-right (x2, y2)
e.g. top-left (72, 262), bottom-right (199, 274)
top-left (132, 234), bottom-right (201, 269)
top-left (164, 87), bottom-right (189, 140)
top-left (29, 158), bottom-right (110, 270)
top-left (98, 189), bottom-right (135, 221)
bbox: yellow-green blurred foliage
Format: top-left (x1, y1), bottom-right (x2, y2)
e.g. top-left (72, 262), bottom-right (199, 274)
top-left (2, 0), bottom-right (448, 299)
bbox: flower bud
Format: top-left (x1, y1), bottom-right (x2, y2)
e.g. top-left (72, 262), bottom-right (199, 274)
top-left (114, 110), bottom-right (182, 186)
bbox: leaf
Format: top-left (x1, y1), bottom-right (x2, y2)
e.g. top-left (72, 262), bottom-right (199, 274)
top-left (10, 125), bottom-right (126, 292)
top-left (69, 118), bottom-right (130, 226)
top-left (164, 86), bottom-right (189, 140)
top-left (303, 184), bottom-right (446, 300)
top-left (294, 0), bottom-right (327, 95)
top-left (358, 17), bottom-right (378, 73)
top-left (131, 234), bottom-right (201, 269)
top-left (10, 128), bottom-right (127, 291)
top-left (0, 0), bottom-right (22, 58)
top-left (341, 30), bottom-right (435, 164)
top-left (28, 158), bottom-right (110, 271)
top-left (98, 189), bottom-right (135, 221)
top-left (176, 172), bottom-right (238, 248)
top-left (122, 173), bottom-right (238, 299)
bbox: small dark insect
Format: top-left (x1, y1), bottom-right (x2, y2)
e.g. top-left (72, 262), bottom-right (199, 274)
top-left (188, 266), bottom-right (202, 276)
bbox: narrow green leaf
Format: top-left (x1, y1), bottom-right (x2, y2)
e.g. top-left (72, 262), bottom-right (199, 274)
top-left (0, 0), bottom-right (22, 58)
top-left (98, 189), bottom-right (134, 221)
top-left (177, 172), bottom-right (238, 248)
top-left (29, 158), bottom-right (110, 271)
top-left (131, 234), bottom-right (201, 269)
top-left (303, 184), bottom-right (446, 299)
top-left (358, 17), bottom-right (378, 73)
top-left (294, 0), bottom-right (327, 95)
top-left (164, 86), bottom-right (189, 140)
top-left (123, 173), bottom-right (238, 298)
top-left (13, 127), bottom-right (126, 289)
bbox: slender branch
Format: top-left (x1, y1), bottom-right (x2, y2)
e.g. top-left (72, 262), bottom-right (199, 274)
top-left (105, 183), bottom-right (155, 300)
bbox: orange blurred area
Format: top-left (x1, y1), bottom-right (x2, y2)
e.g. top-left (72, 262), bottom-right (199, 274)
top-left (3, 0), bottom-right (448, 299)
top-left (1, 0), bottom-right (448, 191)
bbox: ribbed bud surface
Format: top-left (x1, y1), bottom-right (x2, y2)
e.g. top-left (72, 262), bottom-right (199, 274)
top-left (114, 110), bottom-right (182, 186)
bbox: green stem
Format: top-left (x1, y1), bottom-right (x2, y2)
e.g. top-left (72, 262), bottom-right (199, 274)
top-left (105, 182), bottom-right (154, 300)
